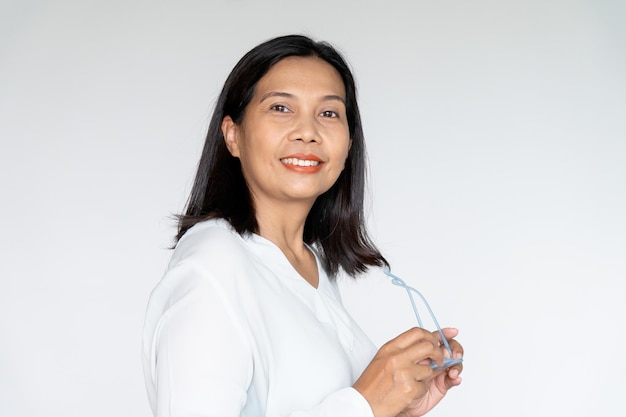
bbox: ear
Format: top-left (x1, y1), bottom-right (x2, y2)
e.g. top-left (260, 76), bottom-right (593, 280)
top-left (345, 138), bottom-right (353, 162)
top-left (221, 116), bottom-right (240, 157)
top-left (340, 139), bottom-right (353, 172)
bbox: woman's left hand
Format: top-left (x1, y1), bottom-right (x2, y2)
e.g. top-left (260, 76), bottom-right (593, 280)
top-left (397, 328), bottom-right (464, 417)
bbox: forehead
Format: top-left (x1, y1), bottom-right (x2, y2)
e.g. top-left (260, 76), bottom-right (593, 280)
top-left (255, 56), bottom-right (346, 98)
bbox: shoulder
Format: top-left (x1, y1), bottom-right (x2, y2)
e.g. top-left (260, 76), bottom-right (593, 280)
top-left (146, 218), bottom-right (255, 321)
top-left (169, 218), bottom-right (250, 269)
top-left (150, 219), bottom-right (253, 303)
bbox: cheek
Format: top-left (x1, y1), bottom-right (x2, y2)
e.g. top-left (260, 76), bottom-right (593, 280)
top-left (330, 144), bottom-right (351, 175)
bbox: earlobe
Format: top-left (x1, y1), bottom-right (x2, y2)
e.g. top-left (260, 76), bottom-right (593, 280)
top-left (221, 116), bottom-right (240, 157)
top-left (344, 139), bottom-right (353, 168)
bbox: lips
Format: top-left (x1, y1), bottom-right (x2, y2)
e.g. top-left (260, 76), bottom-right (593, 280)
top-left (280, 154), bottom-right (324, 172)
top-left (280, 157), bottom-right (321, 167)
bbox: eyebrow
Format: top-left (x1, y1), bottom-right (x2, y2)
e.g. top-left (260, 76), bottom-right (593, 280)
top-left (259, 91), bottom-right (346, 105)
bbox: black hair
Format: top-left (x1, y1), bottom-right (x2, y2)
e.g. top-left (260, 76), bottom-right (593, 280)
top-left (176, 34), bottom-right (387, 277)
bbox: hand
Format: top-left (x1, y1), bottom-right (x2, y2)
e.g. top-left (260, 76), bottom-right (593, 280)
top-left (398, 328), bottom-right (464, 417)
top-left (352, 327), bottom-right (444, 417)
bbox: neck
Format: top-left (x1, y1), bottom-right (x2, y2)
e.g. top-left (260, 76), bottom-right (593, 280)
top-left (253, 197), bottom-right (320, 288)
top-left (254, 198), bottom-right (312, 253)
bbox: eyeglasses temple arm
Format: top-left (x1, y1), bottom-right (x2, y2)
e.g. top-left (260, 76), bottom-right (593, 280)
top-left (383, 267), bottom-right (454, 356)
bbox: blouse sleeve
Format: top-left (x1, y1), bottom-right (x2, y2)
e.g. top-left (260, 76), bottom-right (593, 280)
top-left (287, 388), bottom-right (375, 417)
top-left (144, 261), bottom-right (254, 417)
top-left (143, 261), bottom-right (375, 417)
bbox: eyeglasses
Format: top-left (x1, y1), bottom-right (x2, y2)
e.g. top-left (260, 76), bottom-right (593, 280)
top-left (383, 267), bottom-right (463, 371)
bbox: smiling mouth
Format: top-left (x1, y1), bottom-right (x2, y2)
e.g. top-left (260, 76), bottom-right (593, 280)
top-left (280, 157), bottom-right (321, 167)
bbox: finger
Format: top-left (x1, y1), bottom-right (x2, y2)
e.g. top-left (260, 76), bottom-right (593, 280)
top-left (403, 338), bottom-right (444, 365)
top-left (446, 338), bottom-right (464, 358)
top-left (412, 363), bottom-right (436, 383)
top-left (439, 371), bottom-right (463, 391)
top-left (444, 341), bottom-right (464, 377)
top-left (445, 340), bottom-right (464, 375)
top-left (386, 327), bottom-right (439, 350)
top-left (432, 329), bottom-right (463, 359)
top-left (427, 333), bottom-right (463, 371)
top-left (447, 366), bottom-right (462, 380)
top-left (446, 365), bottom-right (463, 384)
top-left (433, 327), bottom-right (458, 343)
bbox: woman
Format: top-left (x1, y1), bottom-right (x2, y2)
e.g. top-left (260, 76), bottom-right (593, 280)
top-left (142, 34), bottom-right (463, 417)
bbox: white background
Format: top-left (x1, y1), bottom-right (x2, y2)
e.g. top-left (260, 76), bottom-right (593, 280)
top-left (1, 1), bottom-right (625, 416)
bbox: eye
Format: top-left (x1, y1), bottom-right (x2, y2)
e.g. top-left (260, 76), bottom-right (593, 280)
top-left (269, 104), bottom-right (290, 113)
top-left (320, 110), bottom-right (339, 118)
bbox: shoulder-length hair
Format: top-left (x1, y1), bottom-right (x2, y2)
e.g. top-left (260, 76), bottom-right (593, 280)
top-left (176, 34), bottom-right (387, 277)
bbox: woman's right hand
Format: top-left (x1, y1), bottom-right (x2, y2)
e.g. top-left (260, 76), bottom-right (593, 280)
top-left (352, 327), bottom-right (444, 417)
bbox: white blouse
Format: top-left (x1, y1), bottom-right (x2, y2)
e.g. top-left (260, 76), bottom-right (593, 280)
top-left (142, 218), bottom-right (377, 417)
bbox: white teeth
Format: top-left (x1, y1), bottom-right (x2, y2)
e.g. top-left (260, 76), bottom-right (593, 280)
top-left (280, 158), bottom-right (321, 167)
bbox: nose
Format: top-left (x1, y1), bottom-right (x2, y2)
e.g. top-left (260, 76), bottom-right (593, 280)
top-left (288, 114), bottom-right (320, 143)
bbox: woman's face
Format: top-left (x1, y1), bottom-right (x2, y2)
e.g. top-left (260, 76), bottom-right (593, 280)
top-left (222, 56), bottom-right (351, 209)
